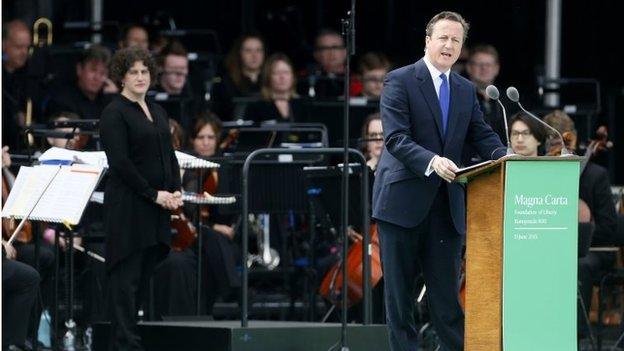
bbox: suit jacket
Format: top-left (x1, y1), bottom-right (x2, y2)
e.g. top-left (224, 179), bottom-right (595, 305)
top-left (372, 59), bottom-right (505, 233)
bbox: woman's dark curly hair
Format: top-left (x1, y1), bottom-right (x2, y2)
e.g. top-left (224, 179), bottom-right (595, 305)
top-left (108, 47), bottom-right (158, 90)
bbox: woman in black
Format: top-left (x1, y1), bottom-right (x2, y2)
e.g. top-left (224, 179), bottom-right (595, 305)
top-left (100, 47), bottom-right (183, 350)
top-left (244, 53), bottom-right (304, 124)
top-left (212, 34), bottom-right (265, 120)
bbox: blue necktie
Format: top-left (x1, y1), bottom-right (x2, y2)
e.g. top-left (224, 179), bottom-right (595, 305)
top-left (439, 73), bottom-right (449, 136)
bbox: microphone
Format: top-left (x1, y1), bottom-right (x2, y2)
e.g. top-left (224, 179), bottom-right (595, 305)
top-left (485, 85), bottom-right (513, 155)
top-left (506, 86), bottom-right (572, 156)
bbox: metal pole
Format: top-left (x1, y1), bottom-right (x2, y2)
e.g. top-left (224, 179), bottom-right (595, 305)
top-left (544, 0), bottom-right (562, 107)
top-left (196, 169), bottom-right (203, 315)
top-left (91, 0), bottom-right (103, 44)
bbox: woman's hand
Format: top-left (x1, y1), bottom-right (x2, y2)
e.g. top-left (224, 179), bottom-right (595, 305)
top-left (2, 146), bottom-right (11, 168)
top-left (156, 190), bottom-right (184, 210)
top-left (2, 240), bottom-right (17, 259)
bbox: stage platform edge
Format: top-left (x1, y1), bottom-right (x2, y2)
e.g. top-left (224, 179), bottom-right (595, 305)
top-left (93, 319), bottom-right (390, 351)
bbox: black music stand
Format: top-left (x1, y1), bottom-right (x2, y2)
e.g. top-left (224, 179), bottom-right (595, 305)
top-left (302, 164), bottom-right (369, 321)
top-left (301, 99), bottom-right (379, 146)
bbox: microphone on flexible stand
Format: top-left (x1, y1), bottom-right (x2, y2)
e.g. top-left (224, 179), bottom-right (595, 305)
top-left (505, 86), bottom-right (572, 156)
top-left (485, 85), bottom-right (514, 155)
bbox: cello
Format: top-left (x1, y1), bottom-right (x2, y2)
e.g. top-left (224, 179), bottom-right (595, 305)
top-left (319, 223), bottom-right (383, 307)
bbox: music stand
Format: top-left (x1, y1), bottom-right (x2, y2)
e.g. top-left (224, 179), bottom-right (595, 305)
top-left (303, 165), bottom-right (368, 234)
top-left (239, 148), bottom-right (373, 328)
top-left (302, 99), bottom-right (379, 146)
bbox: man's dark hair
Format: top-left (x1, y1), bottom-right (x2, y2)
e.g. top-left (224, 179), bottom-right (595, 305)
top-left (510, 112), bottom-right (548, 148)
top-left (157, 40), bottom-right (188, 66)
top-left (78, 44), bottom-right (111, 66)
top-left (118, 23), bottom-right (148, 46)
top-left (469, 44), bottom-right (500, 64)
top-left (358, 52), bottom-right (391, 74)
top-left (314, 28), bottom-right (344, 49)
top-left (425, 11), bottom-right (470, 42)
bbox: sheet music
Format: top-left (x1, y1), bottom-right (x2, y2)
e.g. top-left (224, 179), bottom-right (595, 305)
top-left (39, 147), bottom-right (218, 170)
top-left (455, 160), bottom-right (494, 176)
top-left (2, 165), bottom-right (59, 218)
top-left (2, 164), bottom-right (104, 225)
top-left (175, 151), bottom-right (220, 169)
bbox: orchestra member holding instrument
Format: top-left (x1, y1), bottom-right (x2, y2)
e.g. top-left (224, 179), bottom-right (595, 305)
top-left (542, 110), bottom-right (617, 340)
top-left (153, 112), bottom-right (239, 318)
top-left (2, 145), bottom-right (41, 350)
top-left (100, 47), bottom-right (183, 350)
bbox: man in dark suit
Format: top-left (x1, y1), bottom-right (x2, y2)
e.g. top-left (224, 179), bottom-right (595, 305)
top-left (372, 11), bottom-right (505, 351)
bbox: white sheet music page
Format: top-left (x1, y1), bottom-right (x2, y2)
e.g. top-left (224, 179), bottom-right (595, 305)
top-left (2, 164), bottom-right (104, 224)
top-left (2, 165), bottom-right (59, 218)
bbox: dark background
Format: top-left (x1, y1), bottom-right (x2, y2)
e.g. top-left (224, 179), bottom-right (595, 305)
top-left (3, 0), bottom-right (623, 183)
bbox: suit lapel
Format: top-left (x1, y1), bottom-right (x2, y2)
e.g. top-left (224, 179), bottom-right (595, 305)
top-left (444, 75), bottom-right (461, 150)
top-left (414, 61), bottom-right (445, 142)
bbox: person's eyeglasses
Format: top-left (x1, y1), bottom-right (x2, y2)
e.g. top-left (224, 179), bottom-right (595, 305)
top-left (510, 130), bottom-right (532, 139)
top-left (164, 71), bottom-right (188, 77)
top-left (315, 45), bottom-right (345, 52)
top-left (367, 132), bottom-right (384, 139)
top-left (363, 76), bottom-right (384, 83)
top-left (468, 61), bottom-right (496, 69)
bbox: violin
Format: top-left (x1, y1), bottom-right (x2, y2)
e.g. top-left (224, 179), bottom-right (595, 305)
top-left (547, 131), bottom-right (577, 156)
top-left (2, 167), bottom-right (33, 244)
top-left (219, 129), bottom-right (240, 152)
top-left (171, 207), bottom-right (197, 252)
top-left (200, 169), bottom-right (219, 219)
top-left (319, 223), bottom-right (383, 307)
top-left (585, 125), bottom-right (613, 159)
top-left (65, 133), bottom-right (89, 150)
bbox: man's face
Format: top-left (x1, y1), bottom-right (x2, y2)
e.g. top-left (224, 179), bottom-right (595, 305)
top-left (510, 120), bottom-right (541, 157)
top-left (425, 19), bottom-right (464, 72)
top-left (125, 27), bottom-right (149, 50)
top-left (3, 28), bottom-right (31, 71)
top-left (362, 68), bottom-right (387, 99)
top-left (314, 34), bottom-right (346, 74)
top-left (466, 52), bottom-right (500, 88)
top-left (76, 60), bottom-right (108, 97)
top-left (160, 54), bottom-right (188, 94)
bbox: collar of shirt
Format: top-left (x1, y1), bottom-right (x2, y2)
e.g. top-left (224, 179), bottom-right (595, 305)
top-left (422, 55), bottom-right (450, 98)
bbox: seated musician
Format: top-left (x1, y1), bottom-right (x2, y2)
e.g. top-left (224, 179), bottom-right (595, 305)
top-left (244, 53), bottom-right (304, 124)
top-left (2, 242), bottom-right (40, 350)
top-left (1, 145), bottom-right (56, 345)
top-left (318, 113), bottom-right (387, 324)
top-left (211, 34), bottom-right (265, 120)
top-left (357, 53), bottom-right (391, 101)
top-left (542, 110), bottom-right (618, 340)
top-left (153, 113), bottom-right (239, 318)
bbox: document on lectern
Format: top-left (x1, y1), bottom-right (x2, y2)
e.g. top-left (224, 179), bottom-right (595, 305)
top-left (1, 164), bottom-right (105, 225)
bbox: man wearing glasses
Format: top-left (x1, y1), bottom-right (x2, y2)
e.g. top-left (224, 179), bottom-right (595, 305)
top-left (151, 41), bottom-right (198, 131)
top-left (299, 28), bottom-right (350, 99)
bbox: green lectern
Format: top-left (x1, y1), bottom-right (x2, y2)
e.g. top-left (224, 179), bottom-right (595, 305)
top-left (457, 156), bottom-right (581, 351)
